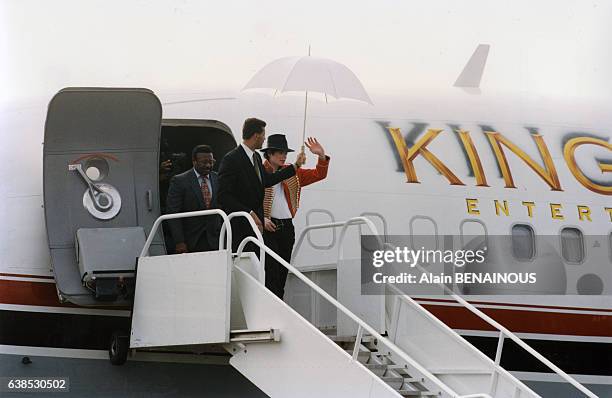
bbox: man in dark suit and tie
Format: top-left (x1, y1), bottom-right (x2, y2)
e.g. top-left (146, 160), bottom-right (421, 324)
top-left (218, 118), bottom-right (305, 252)
top-left (166, 144), bottom-right (221, 253)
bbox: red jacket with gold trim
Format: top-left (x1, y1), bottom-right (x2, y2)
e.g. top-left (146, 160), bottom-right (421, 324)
top-left (263, 156), bottom-right (330, 218)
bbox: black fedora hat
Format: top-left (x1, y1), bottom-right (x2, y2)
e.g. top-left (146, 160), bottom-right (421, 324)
top-left (260, 134), bottom-right (294, 152)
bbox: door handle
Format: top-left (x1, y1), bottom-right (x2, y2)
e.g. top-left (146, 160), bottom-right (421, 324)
top-left (69, 163), bottom-right (113, 212)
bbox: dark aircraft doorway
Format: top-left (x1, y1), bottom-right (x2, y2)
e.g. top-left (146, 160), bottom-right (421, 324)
top-left (159, 119), bottom-right (237, 252)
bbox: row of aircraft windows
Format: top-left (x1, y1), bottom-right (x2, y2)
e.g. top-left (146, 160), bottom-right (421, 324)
top-left (413, 216), bottom-right (599, 264)
top-left (510, 224), bottom-right (586, 263)
top-left (305, 210), bottom-right (607, 264)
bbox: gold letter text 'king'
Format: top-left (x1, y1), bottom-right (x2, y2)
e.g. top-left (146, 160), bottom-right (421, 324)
top-left (387, 128), bottom-right (464, 185)
top-left (485, 132), bottom-right (562, 191)
top-left (564, 137), bottom-right (612, 195)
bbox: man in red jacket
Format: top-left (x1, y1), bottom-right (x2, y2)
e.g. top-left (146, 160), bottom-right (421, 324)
top-left (261, 134), bottom-right (330, 298)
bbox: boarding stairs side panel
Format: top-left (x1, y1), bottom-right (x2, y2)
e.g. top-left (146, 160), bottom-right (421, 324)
top-left (382, 290), bottom-right (540, 398)
top-left (229, 256), bottom-right (403, 398)
top-left (286, 216), bottom-right (546, 398)
top-left (331, 258), bottom-right (540, 397)
top-left (130, 250), bottom-right (232, 348)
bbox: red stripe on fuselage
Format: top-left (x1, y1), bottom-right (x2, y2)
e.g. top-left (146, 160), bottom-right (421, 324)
top-left (0, 279), bottom-right (67, 307)
top-left (421, 303), bottom-right (612, 337)
top-left (416, 297), bottom-right (612, 313)
top-left (2, 279), bottom-right (611, 337)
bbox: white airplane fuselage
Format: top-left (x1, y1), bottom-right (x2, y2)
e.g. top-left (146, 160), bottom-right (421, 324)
top-left (0, 90), bottom-right (610, 395)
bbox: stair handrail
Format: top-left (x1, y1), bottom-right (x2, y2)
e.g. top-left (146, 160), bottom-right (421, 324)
top-left (236, 235), bottom-right (459, 398)
top-left (140, 209), bottom-right (232, 257)
top-left (139, 210), bottom-right (234, 291)
top-left (292, 217), bottom-right (382, 263)
top-left (337, 220), bottom-right (538, 396)
top-left (219, 211), bottom-right (266, 282)
top-left (380, 253), bottom-right (598, 397)
top-left (141, 209), bottom-right (267, 283)
top-left (407, 285), bottom-right (598, 398)
top-left (292, 217), bottom-right (597, 398)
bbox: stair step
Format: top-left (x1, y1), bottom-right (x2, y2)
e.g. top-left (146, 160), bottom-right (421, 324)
top-left (397, 390), bottom-right (437, 397)
top-left (380, 376), bottom-right (404, 389)
top-left (329, 335), bottom-right (377, 349)
top-left (344, 349), bottom-right (370, 362)
top-left (364, 363), bottom-right (387, 376)
top-left (369, 353), bottom-right (394, 365)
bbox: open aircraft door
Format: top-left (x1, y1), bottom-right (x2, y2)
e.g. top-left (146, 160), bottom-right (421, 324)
top-left (43, 88), bottom-right (164, 307)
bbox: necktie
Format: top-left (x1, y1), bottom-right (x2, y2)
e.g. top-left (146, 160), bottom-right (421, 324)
top-left (200, 175), bottom-right (211, 209)
top-left (253, 153), bottom-right (262, 182)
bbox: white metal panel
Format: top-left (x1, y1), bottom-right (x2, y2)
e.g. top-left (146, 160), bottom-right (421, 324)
top-left (130, 250), bottom-right (231, 348)
top-left (230, 271), bottom-right (247, 331)
top-left (393, 300), bottom-right (488, 371)
top-left (234, 253), bottom-right (262, 281)
top-left (230, 266), bottom-right (400, 398)
top-left (311, 269), bottom-right (338, 329)
top-left (284, 271), bottom-right (313, 321)
top-left (337, 258), bottom-right (385, 336)
top-left (388, 296), bottom-right (539, 397)
top-left (285, 268), bottom-right (338, 330)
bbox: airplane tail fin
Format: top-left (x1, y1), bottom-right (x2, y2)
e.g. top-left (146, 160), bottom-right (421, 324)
top-left (454, 44), bottom-right (490, 90)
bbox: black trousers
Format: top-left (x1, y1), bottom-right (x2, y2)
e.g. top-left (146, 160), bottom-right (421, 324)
top-left (264, 218), bottom-right (295, 299)
top-left (190, 233), bottom-right (215, 252)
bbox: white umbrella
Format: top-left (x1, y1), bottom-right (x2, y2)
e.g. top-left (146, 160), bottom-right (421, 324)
top-left (243, 52), bottom-right (372, 147)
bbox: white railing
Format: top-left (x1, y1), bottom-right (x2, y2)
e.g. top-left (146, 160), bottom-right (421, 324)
top-left (387, 286), bottom-right (536, 397)
top-left (140, 209), bottom-right (232, 257)
top-left (140, 212), bottom-right (597, 397)
top-left (291, 217), bottom-right (598, 398)
top-left (141, 210), bottom-right (266, 281)
top-left (447, 291), bottom-right (597, 398)
top-left (139, 210), bottom-right (234, 300)
top-left (219, 211), bottom-right (266, 282)
top-left (238, 218), bottom-right (458, 398)
top-left (337, 219), bottom-right (537, 396)
top-left (292, 216), bottom-right (382, 263)
top-left (385, 265), bottom-right (598, 397)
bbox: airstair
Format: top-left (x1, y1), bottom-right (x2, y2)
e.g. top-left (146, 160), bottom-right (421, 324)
top-left (127, 210), bottom-right (598, 398)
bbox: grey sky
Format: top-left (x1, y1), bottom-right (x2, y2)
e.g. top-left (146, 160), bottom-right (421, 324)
top-left (1, 0), bottom-right (610, 105)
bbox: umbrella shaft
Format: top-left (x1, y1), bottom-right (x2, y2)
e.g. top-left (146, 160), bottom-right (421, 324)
top-left (302, 91), bottom-right (308, 145)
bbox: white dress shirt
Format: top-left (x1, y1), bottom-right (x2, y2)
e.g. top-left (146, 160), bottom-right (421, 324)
top-left (270, 182), bottom-right (292, 219)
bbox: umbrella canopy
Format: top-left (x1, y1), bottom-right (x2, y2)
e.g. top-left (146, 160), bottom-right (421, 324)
top-left (243, 56), bottom-right (373, 104)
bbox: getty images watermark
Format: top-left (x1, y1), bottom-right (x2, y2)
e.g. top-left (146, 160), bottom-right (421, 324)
top-left (360, 235), bottom-right (611, 296)
top-left (371, 245), bottom-right (535, 284)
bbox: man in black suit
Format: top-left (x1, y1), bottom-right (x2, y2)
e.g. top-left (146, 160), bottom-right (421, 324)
top-left (218, 118), bottom-right (305, 252)
top-left (166, 145), bottom-right (221, 253)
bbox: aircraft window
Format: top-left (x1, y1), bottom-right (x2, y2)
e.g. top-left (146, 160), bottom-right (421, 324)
top-left (306, 209), bottom-right (336, 249)
top-left (410, 216), bottom-right (439, 250)
top-left (560, 227), bottom-right (585, 264)
top-left (511, 224), bottom-right (535, 260)
top-left (460, 219), bottom-right (488, 249)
